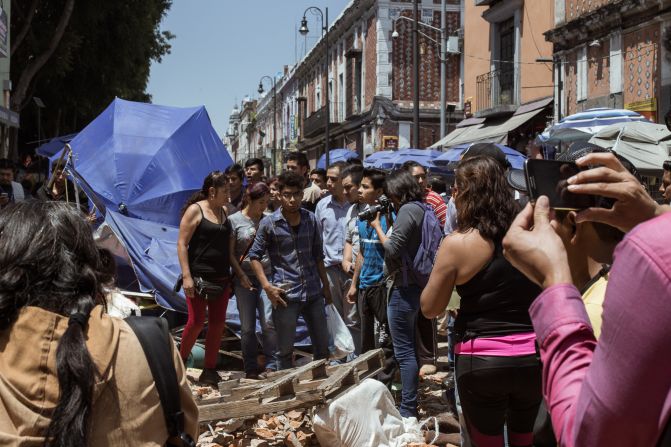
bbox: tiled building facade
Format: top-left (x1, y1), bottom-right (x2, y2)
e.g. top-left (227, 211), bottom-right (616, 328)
top-left (548, 0), bottom-right (671, 122)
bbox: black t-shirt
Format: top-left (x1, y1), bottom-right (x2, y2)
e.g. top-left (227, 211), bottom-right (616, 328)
top-left (188, 204), bottom-right (232, 280)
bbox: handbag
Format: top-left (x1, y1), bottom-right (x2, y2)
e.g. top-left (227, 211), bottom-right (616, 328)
top-left (193, 276), bottom-right (227, 300)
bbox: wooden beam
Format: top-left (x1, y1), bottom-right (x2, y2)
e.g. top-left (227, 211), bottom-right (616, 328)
top-left (242, 359), bottom-right (327, 401)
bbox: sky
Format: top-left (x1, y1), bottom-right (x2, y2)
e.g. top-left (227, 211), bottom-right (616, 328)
top-left (147, 0), bottom-right (351, 139)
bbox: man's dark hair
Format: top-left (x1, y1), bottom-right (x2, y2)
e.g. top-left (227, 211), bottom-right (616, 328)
top-left (347, 158), bottom-right (363, 166)
top-left (244, 158), bottom-right (264, 171)
top-left (224, 163), bottom-right (244, 180)
top-left (428, 176), bottom-right (447, 194)
top-left (286, 152), bottom-right (309, 168)
top-left (277, 171), bottom-right (305, 191)
top-left (327, 161), bottom-right (348, 173)
top-left (341, 164), bottom-right (363, 185)
top-left (0, 159), bottom-right (14, 171)
top-left (401, 160), bottom-right (425, 172)
top-left (0, 201), bottom-right (108, 446)
top-left (362, 168), bottom-right (386, 190)
top-left (663, 160), bottom-right (671, 172)
top-left (384, 170), bottom-right (425, 205)
top-left (310, 168), bottom-right (326, 181)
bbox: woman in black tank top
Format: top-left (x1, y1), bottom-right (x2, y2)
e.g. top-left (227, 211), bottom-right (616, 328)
top-left (421, 155), bottom-right (543, 446)
top-left (177, 171), bottom-right (232, 385)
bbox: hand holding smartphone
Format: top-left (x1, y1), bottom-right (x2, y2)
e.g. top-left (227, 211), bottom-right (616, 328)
top-left (524, 159), bottom-right (597, 210)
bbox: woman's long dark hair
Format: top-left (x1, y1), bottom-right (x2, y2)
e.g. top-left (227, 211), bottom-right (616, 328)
top-left (180, 170), bottom-right (228, 216)
top-left (241, 181), bottom-right (270, 209)
top-left (383, 170), bottom-right (425, 206)
top-left (0, 200), bottom-right (108, 446)
top-left (455, 155), bottom-right (518, 242)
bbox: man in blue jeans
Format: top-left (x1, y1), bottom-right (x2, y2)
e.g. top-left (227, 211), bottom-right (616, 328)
top-left (249, 171), bottom-right (332, 370)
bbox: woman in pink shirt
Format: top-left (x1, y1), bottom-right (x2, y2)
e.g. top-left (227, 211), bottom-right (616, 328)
top-left (503, 153), bottom-right (671, 446)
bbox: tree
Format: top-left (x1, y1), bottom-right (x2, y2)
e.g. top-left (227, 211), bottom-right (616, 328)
top-left (10, 0), bottom-right (174, 154)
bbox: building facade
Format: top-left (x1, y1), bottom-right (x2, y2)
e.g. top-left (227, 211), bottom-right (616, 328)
top-left (547, 0), bottom-right (671, 123)
top-left (252, 0), bottom-right (464, 167)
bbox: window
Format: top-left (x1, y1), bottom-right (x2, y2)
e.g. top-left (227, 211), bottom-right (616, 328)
top-left (610, 33), bottom-right (623, 94)
top-left (498, 17), bottom-right (515, 105)
top-left (388, 52), bottom-right (393, 64)
top-left (577, 46), bottom-right (587, 101)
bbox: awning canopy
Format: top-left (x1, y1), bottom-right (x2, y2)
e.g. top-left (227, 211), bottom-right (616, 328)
top-left (431, 97), bottom-right (551, 148)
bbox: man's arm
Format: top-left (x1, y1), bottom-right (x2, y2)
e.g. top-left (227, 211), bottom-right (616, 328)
top-left (346, 252), bottom-right (364, 304)
top-left (316, 258), bottom-right (333, 305)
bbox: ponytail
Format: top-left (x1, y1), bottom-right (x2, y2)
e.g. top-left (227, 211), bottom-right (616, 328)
top-left (44, 292), bottom-right (98, 446)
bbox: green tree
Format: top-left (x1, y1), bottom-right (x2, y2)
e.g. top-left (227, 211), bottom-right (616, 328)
top-left (10, 0), bottom-right (174, 154)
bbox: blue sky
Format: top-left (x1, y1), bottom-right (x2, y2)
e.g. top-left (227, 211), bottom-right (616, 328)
top-left (147, 0), bottom-right (350, 138)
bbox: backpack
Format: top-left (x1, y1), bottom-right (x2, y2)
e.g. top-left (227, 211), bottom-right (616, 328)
top-left (401, 202), bottom-right (444, 287)
top-left (125, 316), bottom-right (196, 447)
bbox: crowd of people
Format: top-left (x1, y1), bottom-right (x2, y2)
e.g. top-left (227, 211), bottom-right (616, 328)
top-left (0, 142), bottom-right (670, 446)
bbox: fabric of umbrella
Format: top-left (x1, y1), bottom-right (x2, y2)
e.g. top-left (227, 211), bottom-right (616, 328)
top-left (535, 127), bottom-right (592, 145)
top-left (317, 148), bottom-right (360, 169)
top-left (51, 98), bottom-right (233, 227)
top-left (434, 143), bottom-right (527, 169)
top-left (589, 121), bottom-right (671, 175)
top-left (551, 108), bottom-right (648, 134)
top-left (363, 150), bottom-right (396, 167)
top-left (36, 133), bottom-right (78, 157)
top-left (377, 148), bottom-right (443, 170)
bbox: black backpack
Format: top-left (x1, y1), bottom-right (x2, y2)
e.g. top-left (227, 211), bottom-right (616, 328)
top-left (125, 316), bottom-right (195, 447)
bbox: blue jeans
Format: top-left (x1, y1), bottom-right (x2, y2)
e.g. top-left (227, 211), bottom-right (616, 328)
top-left (387, 284), bottom-right (421, 417)
top-left (272, 296), bottom-right (329, 370)
top-left (234, 278), bottom-right (277, 373)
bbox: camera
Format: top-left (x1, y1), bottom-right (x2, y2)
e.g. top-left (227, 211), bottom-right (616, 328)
top-left (358, 195), bottom-right (391, 221)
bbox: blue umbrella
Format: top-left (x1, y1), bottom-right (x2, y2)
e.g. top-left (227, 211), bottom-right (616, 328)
top-left (379, 148), bottom-right (443, 170)
top-left (548, 108), bottom-right (647, 135)
top-left (434, 143), bottom-right (526, 169)
top-left (36, 133), bottom-right (78, 157)
top-left (317, 148), bottom-right (360, 169)
top-left (363, 150), bottom-right (396, 168)
top-left (51, 98), bottom-right (233, 227)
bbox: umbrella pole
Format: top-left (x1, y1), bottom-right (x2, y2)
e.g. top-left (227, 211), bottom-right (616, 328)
top-left (66, 151), bottom-right (81, 212)
top-left (46, 143), bottom-right (71, 191)
top-left (612, 126), bottom-right (625, 154)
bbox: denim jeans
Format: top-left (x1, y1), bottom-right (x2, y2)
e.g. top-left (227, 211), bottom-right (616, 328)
top-left (234, 277), bottom-right (277, 373)
top-left (272, 296), bottom-right (329, 370)
top-left (387, 284), bottom-right (421, 417)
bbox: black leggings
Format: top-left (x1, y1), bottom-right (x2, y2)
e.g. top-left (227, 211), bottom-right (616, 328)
top-left (456, 354), bottom-right (542, 447)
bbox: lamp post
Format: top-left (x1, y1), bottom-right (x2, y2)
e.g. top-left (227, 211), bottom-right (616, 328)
top-left (258, 76), bottom-right (277, 175)
top-left (299, 6), bottom-right (330, 168)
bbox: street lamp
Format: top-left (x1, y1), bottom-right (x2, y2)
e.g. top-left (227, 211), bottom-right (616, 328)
top-left (392, 0), bottom-right (450, 143)
top-left (258, 76), bottom-right (278, 175)
top-left (298, 6), bottom-right (330, 168)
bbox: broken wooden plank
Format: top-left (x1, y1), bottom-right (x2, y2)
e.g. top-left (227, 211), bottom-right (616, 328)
top-left (198, 389), bottom-right (325, 422)
top-left (317, 365), bottom-right (359, 395)
top-left (242, 359), bottom-right (327, 401)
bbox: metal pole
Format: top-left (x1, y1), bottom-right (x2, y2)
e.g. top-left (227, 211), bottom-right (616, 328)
top-left (324, 7), bottom-right (330, 168)
top-left (440, 0), bottom-right (446, 140)
top-left (272, 79), bottom-right (277, 176)
top-left (413, 0), bottom-right (420, 148)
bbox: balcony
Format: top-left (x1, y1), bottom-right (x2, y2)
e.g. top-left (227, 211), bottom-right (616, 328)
top-left (475, 68), bottom-right (517, 117)
top-left (303, 105), bottom-right (338, 138)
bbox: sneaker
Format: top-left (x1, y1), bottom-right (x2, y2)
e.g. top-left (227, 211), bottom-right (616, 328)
top-left (198, 368), bottom-right (220, 386)
top-left (245, 372), bottom-right (260, 380)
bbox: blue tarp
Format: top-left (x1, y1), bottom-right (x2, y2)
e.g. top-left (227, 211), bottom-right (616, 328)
top-left (57, 98), bottom-right (233, 311)
top-left (36, 133), bottom-right (78, 157)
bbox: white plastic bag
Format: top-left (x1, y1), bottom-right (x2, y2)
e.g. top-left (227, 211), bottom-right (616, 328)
top-left (325, 303), bottom-right (355, 359)
top-left (313, 378), bottom-right (426, 447)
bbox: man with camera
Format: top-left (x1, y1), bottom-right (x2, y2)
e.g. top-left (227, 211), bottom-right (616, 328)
top-left (346, 168), bottom-right (396, 383)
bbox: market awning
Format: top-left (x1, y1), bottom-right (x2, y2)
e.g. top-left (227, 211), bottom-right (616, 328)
top-left (432, 98), bottom-right (551, 148)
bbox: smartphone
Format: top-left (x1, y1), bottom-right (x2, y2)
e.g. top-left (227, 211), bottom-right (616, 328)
top-left (524, 159), bottom-right (595, 210)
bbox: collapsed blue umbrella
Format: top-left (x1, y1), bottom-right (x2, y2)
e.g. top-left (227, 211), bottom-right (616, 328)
top-left (317, 148), bottom-right (360, 169)
top-left (434, 143), bottom-right (526, 169)
top-left (56, 98), bottom-right (232, 311)
top-left (379, 148), bottom-right (443, 170)
top-left (36, 133), bottom-right (78, 157)
top-left (51, 98), bottom-right (233, 227)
